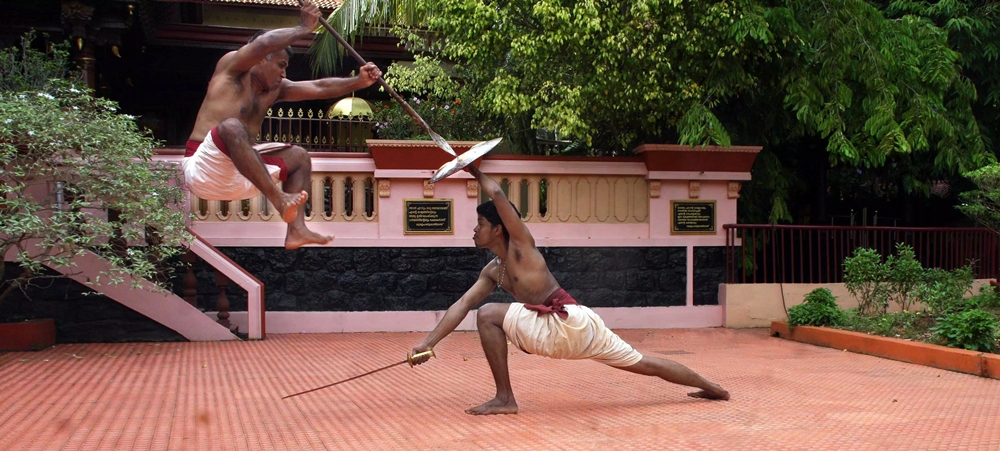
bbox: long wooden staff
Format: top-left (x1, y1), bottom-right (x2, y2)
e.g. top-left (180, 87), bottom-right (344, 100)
top-left (302, 0), bottom-right (456, 156)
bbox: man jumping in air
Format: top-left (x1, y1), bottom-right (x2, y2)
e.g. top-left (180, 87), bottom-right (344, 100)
top-left (410, 166), bottom-right (730, 415)
top-left (182, 0), bottom-right (381, 249)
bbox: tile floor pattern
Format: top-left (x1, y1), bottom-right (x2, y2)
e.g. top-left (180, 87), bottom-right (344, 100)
top-left (1, 328), bottom-right (998, 450)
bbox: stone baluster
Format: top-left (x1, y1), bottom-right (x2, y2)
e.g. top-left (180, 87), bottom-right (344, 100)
top-left (254, 193), bottom-right (274, 221)
top-left (215, 269), bottom-right (231, 330)
top-left (192, 197), bottom-right (209, 220)
top-left (507, 176), bottom-right (522, 218)
top-left (215, 199), bottom-right (233, 221)
top-left (524, 175), bottom-right (540, 222)
top-left (181, 250), bottom-right (198, 308)
top-left (309, 176), bottom-right (324, 221)
top-left (355, 176), bottom-right (370, 220)
top-left (538, 177), bottom-right (553, 222)
top-left (338, 176), bottom-right (352, 221)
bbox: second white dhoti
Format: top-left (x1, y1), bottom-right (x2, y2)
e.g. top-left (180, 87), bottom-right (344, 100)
top-left (502, 303), bottom-right (643, 367)
top-left (182, 127), bottom-right (291, 201)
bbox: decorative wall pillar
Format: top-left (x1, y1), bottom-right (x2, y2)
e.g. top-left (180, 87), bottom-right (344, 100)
top-left (728, 182), bottom-right (742, 199)
top-left (215, 270), bottom-right (231, 329)
top-left (61, 1), bottom-right (97, 91)
top-left (649, 181), bottom-right (661, 198)
top-left (688, 181), bottom-right (701, 199)
top-left (74, 42), bottom-right (97, 91)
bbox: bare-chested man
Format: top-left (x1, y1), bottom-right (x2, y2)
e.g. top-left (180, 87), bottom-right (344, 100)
top-left (182, 0), bottom-right (381, 249)
top-left (410, 165), bottom-right (730, 415)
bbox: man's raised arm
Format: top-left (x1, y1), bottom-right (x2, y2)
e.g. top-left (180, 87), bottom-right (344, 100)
top-left (468, 165), bottom-right (533, 245)
top-left (223, 1), bottom-right (320, 74)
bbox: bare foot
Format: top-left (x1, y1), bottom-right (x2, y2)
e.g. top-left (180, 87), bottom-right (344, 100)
top-left (277, 190), bottom-right (309, 223)
top-left (465, 397), bottom-right (518, 415)
top-left (687, 384), bottom-right (730, 401)
top-left (285, 227), bottom-right (333, 250)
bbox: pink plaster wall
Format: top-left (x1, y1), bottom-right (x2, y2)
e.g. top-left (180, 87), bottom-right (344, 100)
top-left (209, 305), bottom-right (724, 334)
top-left (154, 151), bottom-right (749, 248)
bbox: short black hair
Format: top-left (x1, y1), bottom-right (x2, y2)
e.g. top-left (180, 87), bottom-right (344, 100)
top-left (476, 200), bottom-right (521, 241)
top-left (249, 30), bottom-right (294, 60)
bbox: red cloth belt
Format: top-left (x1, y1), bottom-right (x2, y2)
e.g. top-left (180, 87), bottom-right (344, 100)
top-left (184, 127), bottom-right (288, 182)
top-left (524, 288), bottom-right (578, 319)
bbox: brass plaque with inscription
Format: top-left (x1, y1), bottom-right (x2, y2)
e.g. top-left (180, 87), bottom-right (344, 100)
top-left (404, 199), bottom-right (454, 235)
top-left (671, 200), bottom-right (716, 235)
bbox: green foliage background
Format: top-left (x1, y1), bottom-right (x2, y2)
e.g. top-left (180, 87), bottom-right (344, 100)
top-left (316, 0), bottom-right (999, 223)
top-left (0, 33), bottom-right (190, 308)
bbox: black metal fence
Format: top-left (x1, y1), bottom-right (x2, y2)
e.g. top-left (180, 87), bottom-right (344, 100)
top-left (258, 107), bottom-right (373, 152)
top-left (724, 224), bottom-right (1000, 284)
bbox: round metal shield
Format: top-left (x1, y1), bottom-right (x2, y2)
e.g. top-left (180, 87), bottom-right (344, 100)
top-left (428, 137), bottom-right (503, 184)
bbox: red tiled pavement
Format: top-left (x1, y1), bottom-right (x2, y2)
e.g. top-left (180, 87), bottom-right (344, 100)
top-left (1, 328), bottom-right (998, 450)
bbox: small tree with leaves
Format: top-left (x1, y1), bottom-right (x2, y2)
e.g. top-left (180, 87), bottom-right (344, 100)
top-left (958, 164), bottom-right (1000, 233)
top-left (0, 32), bottom-right (190, 313)
top-left (843, 248), bottom-right (891, 316)
top-left (885, 244), bottom-right (924, 312)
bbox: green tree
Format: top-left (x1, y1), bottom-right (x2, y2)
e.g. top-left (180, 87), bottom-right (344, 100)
top-left (0, 33), bottom-right (190, 311)
top-left (307, 0), bottom-right (426, 76)
top-left (958, 163), bottom-right (1000, 230)
top-left (401, 0), bottom-right (996, 222)
top-left (313, 1), bottom-right (997, 223)
top-left (369, 55), bottom-right (492, 140)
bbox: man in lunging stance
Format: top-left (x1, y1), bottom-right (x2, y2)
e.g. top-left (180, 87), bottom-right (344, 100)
top-left (182, 0), bottom-right (381, 249)
top-left (410, 166), bottom-right (730, 415)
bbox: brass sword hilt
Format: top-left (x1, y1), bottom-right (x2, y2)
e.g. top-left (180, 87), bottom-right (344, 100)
top-left (407, 349), bottom-right (435, 367)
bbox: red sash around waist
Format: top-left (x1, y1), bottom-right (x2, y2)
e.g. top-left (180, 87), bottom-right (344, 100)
top-left (524, 288), bottom-right (578, 319)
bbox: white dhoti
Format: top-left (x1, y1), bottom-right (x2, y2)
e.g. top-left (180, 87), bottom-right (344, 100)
top-left (502, 302), bottom-right (644, 367)
top-left (181, 127), bottom-right (291, 201)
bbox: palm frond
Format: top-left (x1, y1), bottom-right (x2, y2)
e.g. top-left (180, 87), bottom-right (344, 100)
top-left (307, 0), bottom-right (424, 77)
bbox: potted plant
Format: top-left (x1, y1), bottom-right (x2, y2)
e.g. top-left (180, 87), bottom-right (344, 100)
top-left (1, 32), bottom-right (190, 350)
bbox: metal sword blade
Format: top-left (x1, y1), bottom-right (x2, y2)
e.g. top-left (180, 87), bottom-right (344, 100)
top-left (282, 358), bottom-right (409, 399)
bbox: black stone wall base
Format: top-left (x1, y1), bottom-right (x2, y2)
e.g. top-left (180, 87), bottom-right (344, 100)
top-left (1, 262), bottom-right (186, 343)
top-left (0, 245), bottom-right (727, 342)
top-left (188, 247), bottom-right (691, 311)
top-left (694, 247), bottom-right (725, 305)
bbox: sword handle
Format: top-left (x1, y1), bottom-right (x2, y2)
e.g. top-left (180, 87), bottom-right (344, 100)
top-left (407, 349), bottom-right (435, 367)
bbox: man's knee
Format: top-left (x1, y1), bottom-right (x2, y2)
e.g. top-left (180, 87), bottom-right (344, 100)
top-left (477, 303), bottom-right (509, 326)
top-left (277, 145), bottom-right (310, 172)
top-left (215, 118), bottom-right (246, 141)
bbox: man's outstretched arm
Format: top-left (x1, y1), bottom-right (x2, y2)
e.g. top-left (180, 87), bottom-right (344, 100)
top-left (410, 265), bottom-right (497, 364)
top-left (277, 62), bottom-right (382, 103)
top-left (222, 1), bottom-right (319, 74)
top-left (468, 165), bottom-right (533, 245)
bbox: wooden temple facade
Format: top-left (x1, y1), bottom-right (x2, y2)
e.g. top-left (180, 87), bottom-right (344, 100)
top-left (1, 0), bottom-right (403, 146)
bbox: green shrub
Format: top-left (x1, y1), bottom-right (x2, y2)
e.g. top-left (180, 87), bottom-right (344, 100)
top-left (1, 32), bottom-right (189, 309)
top-left (844, 248), bottom-right (890, 315)
top-left (967, 284), bottom-right (1000, 310)
top-left (788, 288), bottom-right (845, 327)
top-left (910, 266), bottom-right (975, 316)
top-left (839, 308), bottom-right (876, 332)
top-left (838, 309), bottom-right (927, 339)
top-left (885, 244), bottom-right (923, 311)
top-left (931, 309), bottom-right (998, 352)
